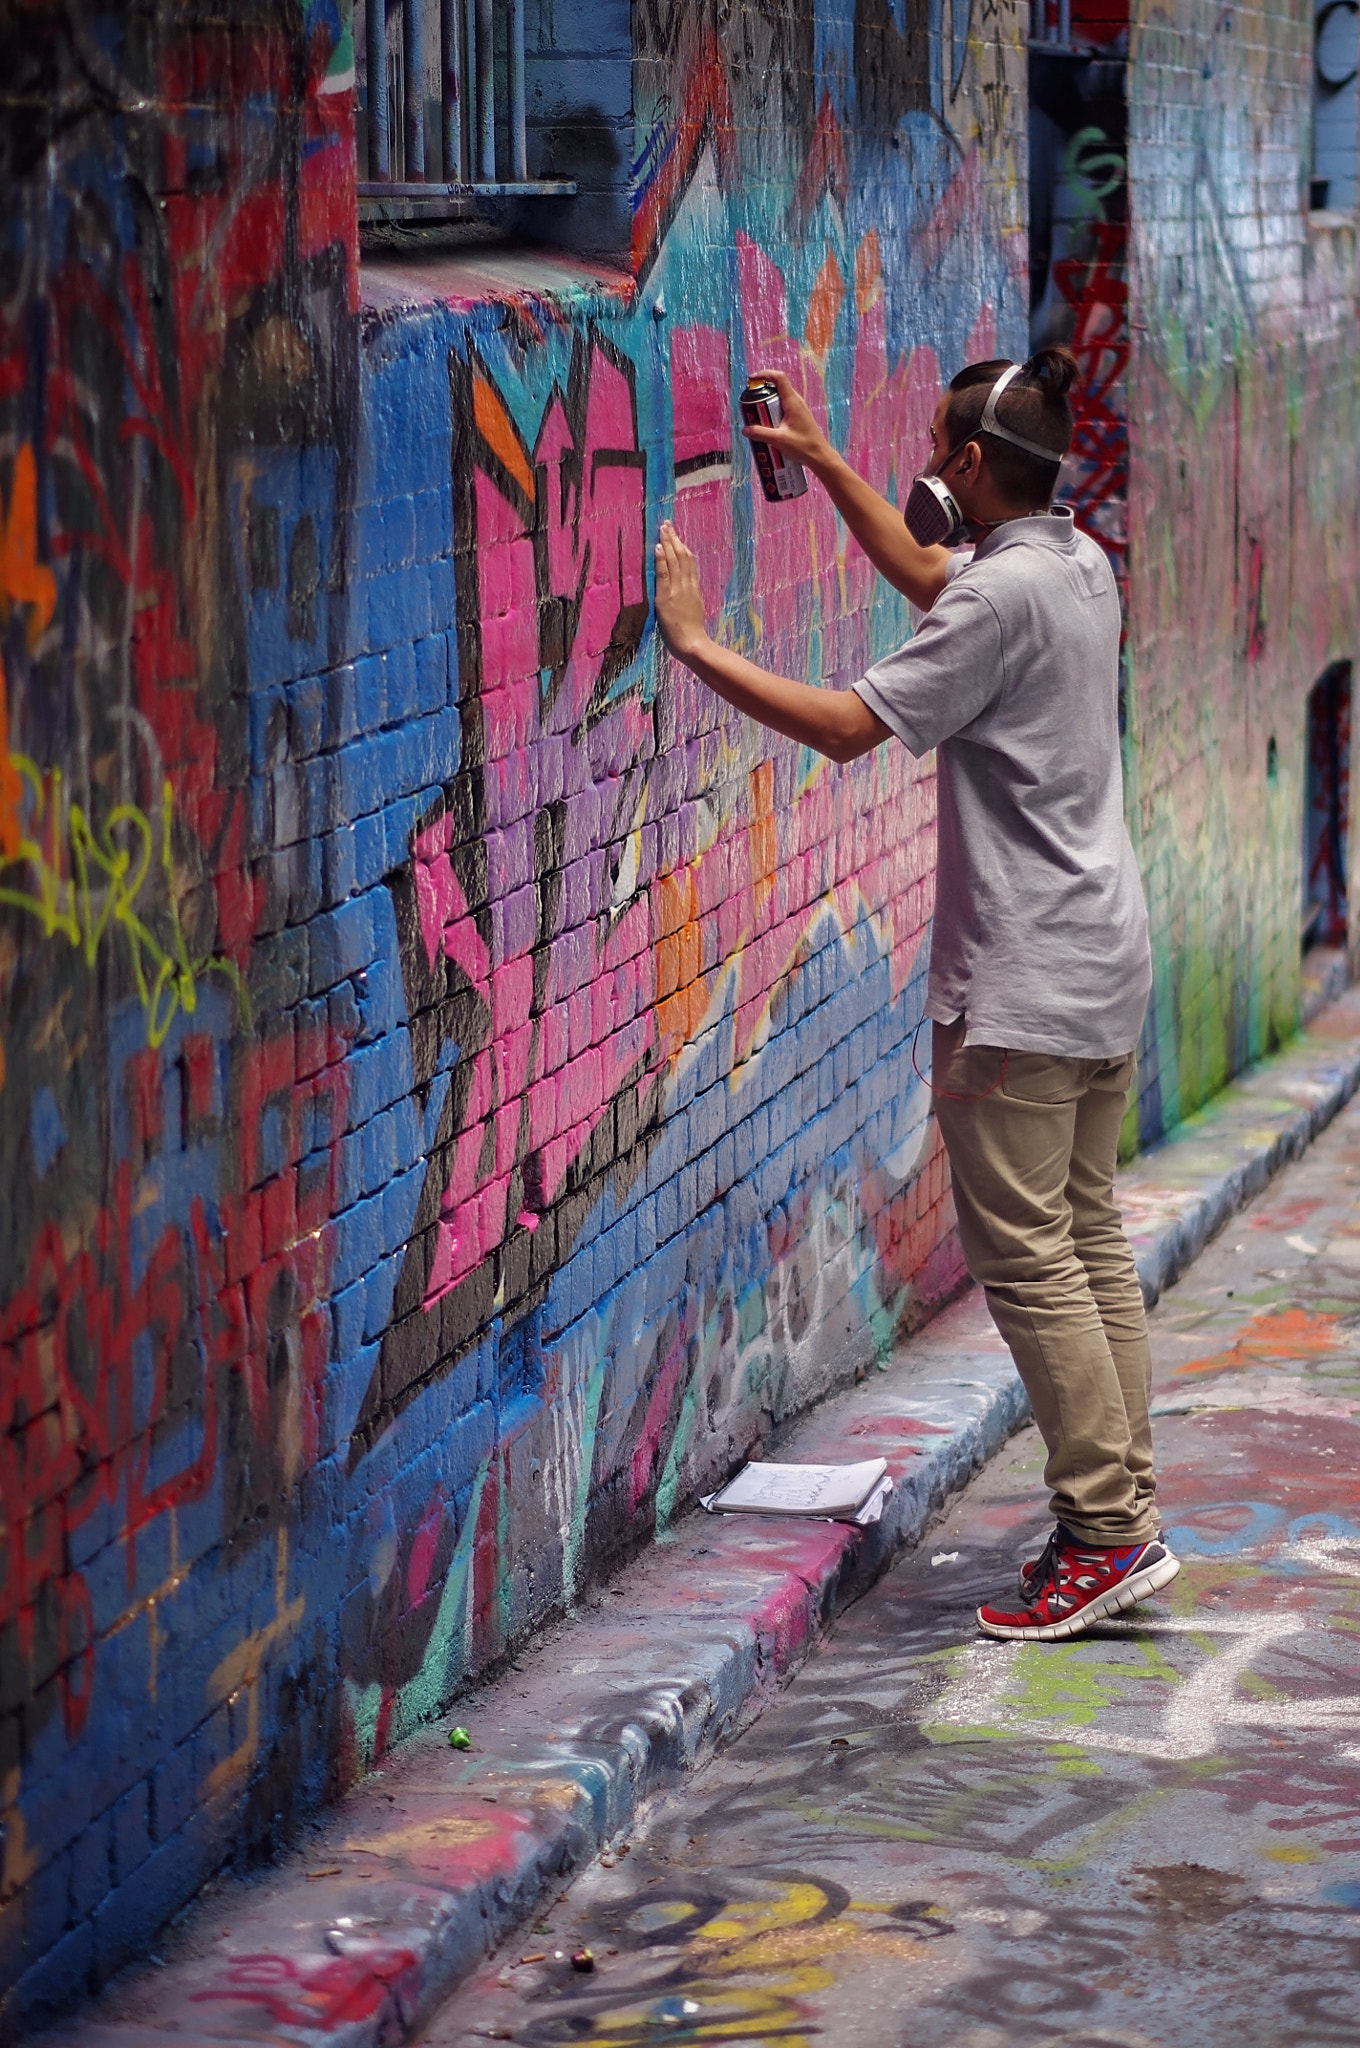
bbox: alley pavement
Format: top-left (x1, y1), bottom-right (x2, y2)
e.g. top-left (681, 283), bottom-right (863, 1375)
top-left (438, 1090), bottom-right (1360, 2048)
top-left (45, 990), bottom-right (1360, 2048)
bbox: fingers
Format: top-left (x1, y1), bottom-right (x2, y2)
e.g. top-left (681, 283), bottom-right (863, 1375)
top-left (652, 522), bottom-right (707, 658)
top-left (746, 369), bottom-right (796, 429)
top-left (655, 521), bottom-right (698, 609)
top-left (657, 519), bottom-right (696, 566)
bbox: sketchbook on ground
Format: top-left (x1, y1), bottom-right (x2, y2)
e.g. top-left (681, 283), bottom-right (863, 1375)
top-left (700, 1457), bottom-right (893, 1526)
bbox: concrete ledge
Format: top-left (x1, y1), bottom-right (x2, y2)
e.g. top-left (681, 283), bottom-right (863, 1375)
top-left (43, 987), bottom-right (1360, 2048)
top-left (1121, 983), bottom-right (1360, 1308)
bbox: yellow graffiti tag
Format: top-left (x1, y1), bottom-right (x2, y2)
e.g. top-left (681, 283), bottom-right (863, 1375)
top-left (0, 761), bottom-right (247, 1046)
top-left (555, 1879), bottom-right (932, 2048)
top-left (0, 1767), bottom-right (38, 1906)
top-left (205, 1528), bottom-right (305, 1800)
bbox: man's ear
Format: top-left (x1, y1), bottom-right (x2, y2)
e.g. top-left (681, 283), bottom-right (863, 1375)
top-left (956, 438), bottom-right (983, 481)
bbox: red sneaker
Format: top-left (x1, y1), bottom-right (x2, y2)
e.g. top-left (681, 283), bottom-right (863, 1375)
top-left (1017, 1525), bottom-right (1179, 1604)
top-left (980, 1534), bottom-right (1180, 1641)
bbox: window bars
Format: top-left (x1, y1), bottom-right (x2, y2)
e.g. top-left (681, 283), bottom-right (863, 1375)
top-left (1029, 0), bottom-right (1074, 46)
top-left (358, 0), bottom-right (576, 219)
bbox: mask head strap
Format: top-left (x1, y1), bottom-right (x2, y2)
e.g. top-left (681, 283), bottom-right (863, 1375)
top-left (977, 363), bottom-right (1064, 464)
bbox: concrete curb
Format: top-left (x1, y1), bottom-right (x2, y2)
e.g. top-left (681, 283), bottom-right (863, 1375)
top-left (46, 988), bottom-right (1360, 2048)
top-left (1121, 985), bottom-right (1360, 1309)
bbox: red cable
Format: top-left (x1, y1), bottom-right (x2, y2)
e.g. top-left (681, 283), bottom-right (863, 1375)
top-left (911, 1014), bottom-right (1010, 1104)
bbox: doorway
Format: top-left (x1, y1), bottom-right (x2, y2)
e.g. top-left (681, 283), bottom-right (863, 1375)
top-left (1303, 659), bottom-right (1351, 951)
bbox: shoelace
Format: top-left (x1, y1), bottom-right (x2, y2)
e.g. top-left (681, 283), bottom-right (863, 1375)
top-left (1024, 1526), bottom-right (1063, 1597)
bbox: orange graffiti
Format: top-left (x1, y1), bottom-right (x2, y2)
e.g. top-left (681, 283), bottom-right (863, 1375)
top-left (654, 865), bottom-right (706, 1057)
top-left (855, 229), bottom-right (882, 314)
top-left (805, 249), bottom-right (846, 366)
top-left (0, 445), bottom-right (57, 856)
top-left (472, 373), bottom-right (535, 499)
top-left (748, 758), bottom-right (777, 918)
top-left (1173, 1305), bottom-right (1346, 1377)
top-left (0, 445), bottom-right (57, 628)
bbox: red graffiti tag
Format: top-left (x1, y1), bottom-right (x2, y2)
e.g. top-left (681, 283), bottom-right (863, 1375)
top-left (190, 1947), bottom-right (420, 2033)
top-left (1054, 219), bottom-right (1129, 578)
top-left (0, 1024), bottom-right (349, 1736)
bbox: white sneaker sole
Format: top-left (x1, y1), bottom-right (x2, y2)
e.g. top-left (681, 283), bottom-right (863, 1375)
top-left (978, 1549), bottom-right (1181, 1642)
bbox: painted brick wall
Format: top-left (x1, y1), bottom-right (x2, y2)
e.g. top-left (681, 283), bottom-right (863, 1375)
top-left (0, 0), bottom-right (1027, 2024)
top-left (0, 3), bottom-right (365, 2025)
top-left (1124, 0), bottom-right (1360, 1138)
top-left (1028, 0), bottom-right (1360, 1147)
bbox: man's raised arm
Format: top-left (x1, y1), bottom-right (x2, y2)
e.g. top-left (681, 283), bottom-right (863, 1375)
top-left (652, 523), bottom-right (889, 765)
top-left (743, 369), bottom-right (952, 613)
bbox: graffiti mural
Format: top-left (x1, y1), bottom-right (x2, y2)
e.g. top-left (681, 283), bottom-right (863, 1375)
top-left (0, 0), bottom-right (1027, 2025)
top-left (0, 0), bottom-right (363, 2021)
top-left (1028, 0), bottom-right (1360, 1154)
top-left (6, 0), bottom-right (1352, 2025)
top-left (337, 0), bottom-right (1027, 1771)
top-left (350, 331), bottom-right (656, 1467)
top-left (1124, 0), bottom-right (1360, 1138)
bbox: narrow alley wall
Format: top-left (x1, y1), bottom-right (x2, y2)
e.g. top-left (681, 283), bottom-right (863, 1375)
top-left (1125, 0), bottom-right (1360, 1134)
top-left (0, 0), bottom-right (1026, 2022)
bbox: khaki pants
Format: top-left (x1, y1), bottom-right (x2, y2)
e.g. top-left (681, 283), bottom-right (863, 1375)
top-left (931, 1018), bottom-right (1158, 1547)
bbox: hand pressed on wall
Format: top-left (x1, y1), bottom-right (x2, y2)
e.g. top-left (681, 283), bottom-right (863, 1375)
top-left (654, 521), bottom-right (711, 660)
top-left (651, 520), bottom-right (888, 763)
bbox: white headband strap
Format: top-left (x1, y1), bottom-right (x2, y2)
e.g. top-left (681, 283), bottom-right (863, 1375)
top-left (978, 363), bottom-right (1064, 463)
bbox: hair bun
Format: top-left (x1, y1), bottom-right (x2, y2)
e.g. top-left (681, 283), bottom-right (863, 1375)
top-left (1022, 345), bottom-right (1080, 397)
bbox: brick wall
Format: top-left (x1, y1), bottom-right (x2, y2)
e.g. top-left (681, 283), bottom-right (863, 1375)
top-left (1027, 0), bottom-right (1360, 1146)
top-left (1125, 0), bottom-right (1360, 1137)
top-left (0, 0), bottom-right (1027, 2023)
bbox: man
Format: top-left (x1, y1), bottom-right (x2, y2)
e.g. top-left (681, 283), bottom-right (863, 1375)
top-left (652, 348), bottom-right (1178, 1641)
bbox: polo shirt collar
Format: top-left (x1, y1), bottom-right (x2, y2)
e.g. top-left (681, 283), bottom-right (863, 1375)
top-left (971, 507), bottom-right (1077, 560)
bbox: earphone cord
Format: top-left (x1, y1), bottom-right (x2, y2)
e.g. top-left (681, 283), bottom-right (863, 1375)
top-left (911, 1014), bottom-right (1010, 1104)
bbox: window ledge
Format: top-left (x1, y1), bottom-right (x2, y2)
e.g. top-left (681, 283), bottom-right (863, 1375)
top-left (359, 242), bottom-right (636, 319)
top-left (359, 180), bottom-right (577, 225)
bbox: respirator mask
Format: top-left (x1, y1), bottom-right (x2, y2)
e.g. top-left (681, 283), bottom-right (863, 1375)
top-left (903, 363), bottom-right (1062, 548)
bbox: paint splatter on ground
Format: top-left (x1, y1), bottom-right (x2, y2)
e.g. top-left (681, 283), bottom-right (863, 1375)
top-left (437, 1093), bottom-right (1360, 2047)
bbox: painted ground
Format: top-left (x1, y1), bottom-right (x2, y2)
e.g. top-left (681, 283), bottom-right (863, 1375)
top-left (439, 1092), bottom-right (1360, 2048)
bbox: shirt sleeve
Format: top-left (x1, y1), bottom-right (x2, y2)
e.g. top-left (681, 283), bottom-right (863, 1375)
top-left (853, 582), bottom-right (1004, 758)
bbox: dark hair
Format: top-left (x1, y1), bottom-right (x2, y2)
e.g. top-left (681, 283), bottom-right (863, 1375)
top-left (943, 345), bottom-right (1079, 507)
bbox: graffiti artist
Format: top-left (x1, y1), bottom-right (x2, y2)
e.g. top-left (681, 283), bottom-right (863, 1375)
top-left (653, 348), bottom-right (1177, 1642)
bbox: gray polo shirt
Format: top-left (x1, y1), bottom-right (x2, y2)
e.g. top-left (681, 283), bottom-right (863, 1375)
top-left (853, 508), bottom-right (1150, 1059)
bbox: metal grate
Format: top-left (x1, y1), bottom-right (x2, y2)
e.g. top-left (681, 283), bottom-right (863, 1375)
top-left (1029, 0), bottom-right (1074, 45)
top-left (358, 0), bottom-right (576, 219)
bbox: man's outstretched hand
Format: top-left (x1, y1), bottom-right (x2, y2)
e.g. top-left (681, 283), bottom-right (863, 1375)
top-left (654, 520), bottom-right (709, 662)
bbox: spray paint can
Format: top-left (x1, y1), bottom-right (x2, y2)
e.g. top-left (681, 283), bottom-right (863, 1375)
top-left (739, 379), bottom-right (809, 503)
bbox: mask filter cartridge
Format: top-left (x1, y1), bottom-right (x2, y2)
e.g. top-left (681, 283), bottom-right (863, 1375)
top-left (903, 473), bottom-right (967, 549)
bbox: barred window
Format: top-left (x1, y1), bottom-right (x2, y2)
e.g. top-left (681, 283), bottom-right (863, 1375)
top-left (1311, 0), bottom-right (1358, 211)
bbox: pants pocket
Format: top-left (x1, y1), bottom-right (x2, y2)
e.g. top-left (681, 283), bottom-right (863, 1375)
top-left (999, 1051), bottom-right (1085, 1105)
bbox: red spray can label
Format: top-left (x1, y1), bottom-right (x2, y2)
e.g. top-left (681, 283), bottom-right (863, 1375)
top-left (739, 379), bottom-right (809, 502)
